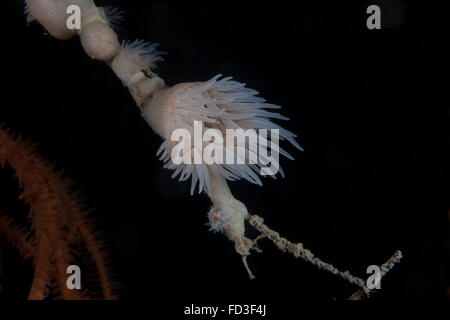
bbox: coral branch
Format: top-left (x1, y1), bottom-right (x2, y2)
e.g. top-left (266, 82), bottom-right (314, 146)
top-left (27, 209), bottom-right (53, 300)
top-left (0, 214), bottom-right (34, 261)
top-left (246, 214), bottom-right (370, 295)
top-left (348, 250), bottom-right (403, 300)
top-left (0, 126), bottom-right (118, 299)
top-left (206, 176), bottom-right (402, 298)
top-left (245, 213), bottom-right (403, 298)
top-left (74, 215), bottom-right (118, 300)
top-left (47, 176), bottom-right (118, 299)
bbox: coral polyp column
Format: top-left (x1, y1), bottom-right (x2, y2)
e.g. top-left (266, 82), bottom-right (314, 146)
top-left (26, 0), bottom-right (121, 60)
top-left (25, 0), bottom-right (165, 108)
top-left (25, 0), bottom-right (80, 40)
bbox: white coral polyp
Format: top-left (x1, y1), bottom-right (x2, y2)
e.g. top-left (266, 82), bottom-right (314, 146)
top-left (101, 6), bottom-right (124, 31)
top-left (111, 40), bottom-right (164, 84)
top-left (121, 40), bottom-right (163, 74)
top-left (142, 74), bottom-right (303, 196)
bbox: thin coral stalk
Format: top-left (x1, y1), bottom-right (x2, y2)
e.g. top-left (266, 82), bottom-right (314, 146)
top-left (251, 213), bottom-right (403, 298)
top-left (247, 214), bottom-right (369, 294)
top-left (0, 215), bottom-right (34, 261)
top-left (348, 250), bottom-right (403, 300)
top-left (0, 126), bottom-right (118, 300)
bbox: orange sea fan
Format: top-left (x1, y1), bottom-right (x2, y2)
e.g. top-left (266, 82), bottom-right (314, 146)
top-left (0, 125), bottom-right (119, 300)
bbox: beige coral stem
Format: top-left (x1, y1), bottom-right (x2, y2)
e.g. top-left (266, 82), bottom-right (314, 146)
top-left (348, 250), bottom-right (403, 300)
top-left (246, 214), bottom-right (402, 298)
top-left (246, 214), bottom-right (370, 295)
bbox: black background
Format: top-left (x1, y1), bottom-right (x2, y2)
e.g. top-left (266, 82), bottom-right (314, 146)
top-left (0, 0), bottom-right (449, 306)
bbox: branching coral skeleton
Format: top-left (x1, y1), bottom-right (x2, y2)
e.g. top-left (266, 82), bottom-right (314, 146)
top-left (20, 0), bottom-right (402, 299)
top-left (0, 127), bottom-right (119, 299)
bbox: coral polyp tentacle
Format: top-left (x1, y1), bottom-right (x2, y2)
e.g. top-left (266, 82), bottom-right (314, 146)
top-left (142, 75), bottom-right (302, 195)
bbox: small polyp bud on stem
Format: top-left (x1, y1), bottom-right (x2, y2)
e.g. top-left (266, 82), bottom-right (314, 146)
top-left (110, 42), bottom-right (166, 106)
top-left (78, 3), bottom-right (121, 61)
top-left (80, 21), bottom-right (120, 61)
